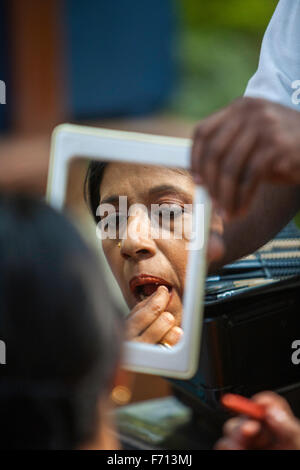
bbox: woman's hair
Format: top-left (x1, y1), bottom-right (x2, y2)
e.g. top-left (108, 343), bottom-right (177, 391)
top-left (84, 161), bottom-right (108, 222)
top-left (0, 194), bottom-right (123, 449)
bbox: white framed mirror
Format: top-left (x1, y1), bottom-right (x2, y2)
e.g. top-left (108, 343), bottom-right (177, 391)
top-left (46, 124), bottom-right (211, 379)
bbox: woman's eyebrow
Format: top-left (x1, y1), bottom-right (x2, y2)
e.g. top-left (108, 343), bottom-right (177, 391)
top-left (100, 185), bottom-right (192, 204)
top-left (100, 195), bottom-right (120, 205)
top-left (148, 184), bottom-right (192, 200)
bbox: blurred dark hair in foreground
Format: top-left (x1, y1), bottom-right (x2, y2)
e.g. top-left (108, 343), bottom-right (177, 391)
top-left (0, 194), bottom-right (123, 449)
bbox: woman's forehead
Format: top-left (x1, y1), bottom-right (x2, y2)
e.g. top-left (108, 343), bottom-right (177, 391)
top-left (100, 163), bottom-right (194, 202)
top-left (101, 163), bottom-right (192, 190)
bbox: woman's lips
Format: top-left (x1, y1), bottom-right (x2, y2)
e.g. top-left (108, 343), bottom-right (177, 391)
top-left (129, 274), bottom-right (173, 302)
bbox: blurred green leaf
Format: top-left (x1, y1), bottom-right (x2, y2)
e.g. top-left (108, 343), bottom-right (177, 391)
top-left (168, 0), bottom-right (278, 119)
top-left (169, 30), bottom-right (260, 118)
top-left (179, 0), bottom-right (278, 34)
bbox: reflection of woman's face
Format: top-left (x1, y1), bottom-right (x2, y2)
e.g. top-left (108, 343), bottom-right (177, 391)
top-left (99, 163), bottom-right (195, 326)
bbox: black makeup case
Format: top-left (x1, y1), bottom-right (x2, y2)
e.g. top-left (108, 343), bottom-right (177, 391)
top-left (171, 222), bottom-right (300, 420)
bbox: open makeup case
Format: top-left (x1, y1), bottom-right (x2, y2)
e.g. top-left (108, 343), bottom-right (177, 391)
top-left (172, 221), bottom-right (300, 422)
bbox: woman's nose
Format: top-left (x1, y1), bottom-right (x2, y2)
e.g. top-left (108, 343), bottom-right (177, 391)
top-left (120, 213), bottom-right (156, 260)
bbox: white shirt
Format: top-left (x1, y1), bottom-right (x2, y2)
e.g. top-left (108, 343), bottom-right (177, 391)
top-left (245, 0), bottom-right (300, 110)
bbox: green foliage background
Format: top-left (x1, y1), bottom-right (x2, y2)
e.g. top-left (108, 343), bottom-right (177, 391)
top-left (168, 1), bottom-right (300, 228)
top-left (169, 0), bottom-right (278, 119)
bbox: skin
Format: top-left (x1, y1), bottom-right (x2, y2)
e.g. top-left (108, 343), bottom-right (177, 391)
top-left (99, 163), bottom-right (222, 345)
top-left (99, 163), bottom-right (194, 345)
top-left (191, 97), bottom-right (300, 270)
top-left (215, 392), bottom-right (300, 450)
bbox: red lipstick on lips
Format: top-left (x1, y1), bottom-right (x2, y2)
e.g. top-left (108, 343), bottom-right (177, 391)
top-left (129, 274), bottom-right (172, 302)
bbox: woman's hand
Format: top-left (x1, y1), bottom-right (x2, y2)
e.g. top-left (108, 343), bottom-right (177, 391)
top-left (215, 391), bottom-right (300, 450)
top-left (192, 97), bottom-right (300, 219)
top-left (125, 285), bottom-right (183, 346)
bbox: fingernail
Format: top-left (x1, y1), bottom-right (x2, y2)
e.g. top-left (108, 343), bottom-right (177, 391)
top-left (193, 174), bottom-right (203, 185)
top-left (164, 312), bottom-right (175, 322)
top-left (173, 326), bottom-right (184, 336)
top-left (267, 407), bottom-right (289, 423)
top-left (242, 420), bottom-right (261, 436)
top-left (158, 285), bottom-right (169, 293)
top-left (217, 208), bottom-right (227, 220)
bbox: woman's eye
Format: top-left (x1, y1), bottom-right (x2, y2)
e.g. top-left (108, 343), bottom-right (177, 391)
top-left (151, 205), bottom-right (186, 233)
top-left (156, 205), bottom-right (183, 220)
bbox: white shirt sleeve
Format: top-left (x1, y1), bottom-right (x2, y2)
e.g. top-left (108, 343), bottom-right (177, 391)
top-left (245, 0), bottom-right (300, 110)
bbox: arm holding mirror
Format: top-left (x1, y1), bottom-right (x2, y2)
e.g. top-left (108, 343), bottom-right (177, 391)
top-left (191, 98), bottom-right (300, 271)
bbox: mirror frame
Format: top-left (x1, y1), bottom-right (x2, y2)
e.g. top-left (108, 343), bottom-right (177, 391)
top-left (46, 123), bottom-right (211, 379)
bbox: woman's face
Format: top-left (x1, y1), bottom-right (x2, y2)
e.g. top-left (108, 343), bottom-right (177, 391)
top-left (99, 163), bottom-right (195, 326)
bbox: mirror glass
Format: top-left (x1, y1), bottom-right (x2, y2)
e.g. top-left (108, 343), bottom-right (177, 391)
top-left (65, 157), bottom-right (198, 348)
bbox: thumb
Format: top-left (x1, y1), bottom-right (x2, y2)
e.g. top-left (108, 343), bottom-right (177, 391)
top-left (264, 405), bottom-right (300, 448)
